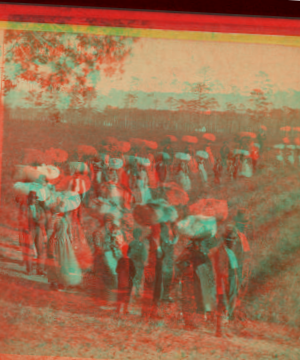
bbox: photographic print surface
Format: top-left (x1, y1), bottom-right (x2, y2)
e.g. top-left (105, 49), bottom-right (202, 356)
top-left (0, 5), bottom-right (300, 360)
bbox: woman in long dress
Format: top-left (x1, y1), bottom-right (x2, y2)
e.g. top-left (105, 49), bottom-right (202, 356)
top-left (47, 211), bottom-right (82, 290)
top-left (68, 208), bottom-right (94, 272)
top-left (195, 237), bottom-right (218, 320)
top-left (239, 155), bottom-right (253, 178)
top-left (198, 158), bottom-right (208, 184)
top-left (136, 163), bottom-right (152, 205)
top-left (101, 217), bottom-right (123, 303)
top-left (176, 161), bottom-right (191, 192)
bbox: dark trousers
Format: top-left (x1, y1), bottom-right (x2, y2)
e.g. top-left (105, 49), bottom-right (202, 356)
top-left (226, 271), bottom-right (238, 320)
top-left (116, 286), bottom-right (133, 313)
top-left (152, 260), bottom-right (163, 316)
top-left (193, 268), bottom-right (204, 314)
top-left (25, 225), bottom-right (46, 273)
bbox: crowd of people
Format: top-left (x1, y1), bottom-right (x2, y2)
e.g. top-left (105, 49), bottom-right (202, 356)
top-left (13, 125), bottom-right (292, 337)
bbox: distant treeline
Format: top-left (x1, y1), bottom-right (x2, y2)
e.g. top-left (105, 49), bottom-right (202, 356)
top-left (4, 106), bottom-right (300, 135)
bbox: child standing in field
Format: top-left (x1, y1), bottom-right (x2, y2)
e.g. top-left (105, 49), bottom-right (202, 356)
top-left (116, 243), bottom-right (136, 314)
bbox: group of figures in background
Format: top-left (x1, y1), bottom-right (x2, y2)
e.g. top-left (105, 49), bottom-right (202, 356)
top-left (12, 124), bottom-right (296, 336)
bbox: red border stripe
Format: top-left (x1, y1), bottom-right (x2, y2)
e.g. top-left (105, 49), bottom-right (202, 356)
top-left (0, 4), bottom-right (300, 36)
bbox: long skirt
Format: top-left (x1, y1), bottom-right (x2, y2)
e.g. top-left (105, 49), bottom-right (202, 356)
top-left (136, 181), bottom-right (152, 204)
top-left (69, 212), bottom-right (93, 271)
top-left (48, 234), bottom-right (82, 287)
top-left (102, 250), bottom-right (119, 303)
top-left (177, 172), bottom-right (191, 192)
top-left (196, 261), bottom-right (217, 312)
top-left (239, 160), bottom-right (253, 178)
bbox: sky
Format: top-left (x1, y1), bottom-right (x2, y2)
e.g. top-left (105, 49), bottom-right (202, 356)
top-left (96, 37), bottom-right (300, 95)
top-left (5, 33), bottom-right (300, 111)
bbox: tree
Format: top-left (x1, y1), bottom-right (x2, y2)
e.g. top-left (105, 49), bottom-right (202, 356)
top-left (226, 102), bottom-right (237, 112)
top-left (165, 96), bottom-right (176, 111)
top-left (124, 93), bottom-right (138, 108)
top-left (4, 30), bottom-right (137, 121)
top-left (254, 71), bottom-right (274, 97)
top-left (248, 88), bottom-right (271, 126)
top-left (153, 98), bottom-right (160, 110)
top-left (176, 98), bottom-right (189, 111)
top-left (182, 82), bottom-right (219, 113)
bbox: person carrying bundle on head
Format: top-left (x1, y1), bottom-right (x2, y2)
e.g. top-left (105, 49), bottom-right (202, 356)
top-left (175, 215), bottom-right (218, 329)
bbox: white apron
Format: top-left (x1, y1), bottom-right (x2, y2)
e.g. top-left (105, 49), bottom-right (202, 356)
top-left (198, 163), bottom-right (208, 183)
top-left (177, 170), bottom-right (191, 192)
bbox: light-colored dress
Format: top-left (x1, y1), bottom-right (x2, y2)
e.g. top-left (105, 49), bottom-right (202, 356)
top-left (136, 169), bottom-right (152, 204)
top-left (196, 262), bottom-right (216, 312)
top-left (195, 237), bottom-right (217, 312)
top-left (102, 230), bottom-right (123, 302)
top-left (198, 163), bottom-right (208, 183)
top-left (47, 215), bottom-right (82, 287)
top-left (68, 210), bottom-right (94, 271)
top-left (177, 170), bottom-right (191, 192)
top-left (239, 158), bottom-right (253, 178)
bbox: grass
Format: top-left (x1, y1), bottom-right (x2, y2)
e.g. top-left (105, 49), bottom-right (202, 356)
top-left (1, 117), bottom-right (300, 358)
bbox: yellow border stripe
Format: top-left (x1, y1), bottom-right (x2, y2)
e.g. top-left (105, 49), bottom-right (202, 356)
top-left (0, 20), bottom-right (300, 47)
